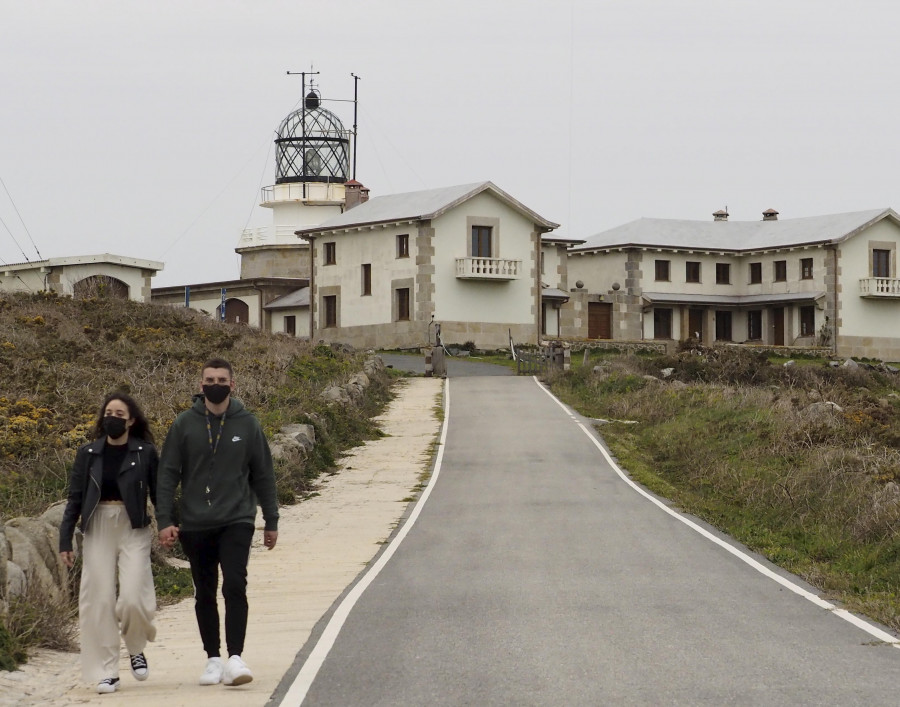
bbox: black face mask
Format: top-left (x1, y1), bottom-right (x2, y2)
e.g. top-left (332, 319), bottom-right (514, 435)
top-left (203, 384), bottom-right (231, 405)
top-left (102, 416), bottom-right (128, 439)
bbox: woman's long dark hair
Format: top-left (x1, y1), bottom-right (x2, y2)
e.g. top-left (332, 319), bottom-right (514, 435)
top-left (91, 392), bottom-right (155, 444)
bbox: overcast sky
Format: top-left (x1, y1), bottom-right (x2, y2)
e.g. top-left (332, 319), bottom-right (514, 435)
top-left (2, 1), bottom-right (899, 287)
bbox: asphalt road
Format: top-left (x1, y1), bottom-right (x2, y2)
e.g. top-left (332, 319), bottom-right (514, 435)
top-left (379, 352), bottom-right (514, 377)
top-left (276, 375), bottom-right (900, 706)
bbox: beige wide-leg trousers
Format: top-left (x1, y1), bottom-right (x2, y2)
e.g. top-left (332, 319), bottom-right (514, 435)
top-left (79, 502), bottom-right (157, 682)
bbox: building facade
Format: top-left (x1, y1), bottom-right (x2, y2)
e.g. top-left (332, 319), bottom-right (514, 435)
top-left (0, 254), bottom-right (162, 302)
top-left (563, 208), bottom-right (900, 360)
top-left (299, 182), bottom-right (559, 350)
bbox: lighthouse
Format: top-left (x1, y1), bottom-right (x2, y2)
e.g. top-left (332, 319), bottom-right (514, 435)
top-left (236, 82), bottom-right (353, 279)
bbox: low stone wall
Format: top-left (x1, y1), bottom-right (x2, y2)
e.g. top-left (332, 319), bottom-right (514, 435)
top-left (545, 339), bottom-right (669, 355)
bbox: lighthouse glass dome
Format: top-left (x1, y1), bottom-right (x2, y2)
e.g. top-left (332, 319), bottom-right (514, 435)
top-left (275, 93), bottom-right (351, 184)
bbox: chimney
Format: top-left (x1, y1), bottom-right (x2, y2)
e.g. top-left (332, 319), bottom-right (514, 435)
top-left (713, 209), bottom-right (729, 222)
top-left (762, 208), bottom-right (779, 221)
top-left (344, 180), bottom-right (370, 210)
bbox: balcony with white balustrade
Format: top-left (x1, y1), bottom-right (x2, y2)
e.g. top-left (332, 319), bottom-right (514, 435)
top-left (455, 257), bottom-right (521, 281)
top-left (859, 277), bottom-right (900, 298)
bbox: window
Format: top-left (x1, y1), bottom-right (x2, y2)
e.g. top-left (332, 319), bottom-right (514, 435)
top-left (471, 226), bottom-right (492, 258)
top-left (747, 310), bottom-right (762, 341)
top-left (653, 308), bottom-right (672, 339)
top-left (873, 249), bottom-right (891, 278)
top-left (800, 306), bottom-right (815, 336)
top-left (324, 242), bottom-right (336, 265)
top-left (774, 260), bottom-right (787, 282)
top-left (540, 251), bottom-right (545, 275)
top-left (323, 295), bottom-right (337, 328)
top-left (655, 260), bottom-right (670, 281)
top-left (716, 263), bottom-right (730, 284)
top-left (800, 258), bottom-right (813, 280)
top-left (685, 261), bottom-right (701, 283)
top-left (361, 264), bottom-right (371, 296)
top-left (749, 262), bottom-right (762, 284)
top-left (715, 311), bottom-right (732, 341)
top-left (397, 233), bottom-right (409, 258)
top-left (284, 315), bottom-right (296, 336)
top-left (396, 288), bottom-right (410, 321)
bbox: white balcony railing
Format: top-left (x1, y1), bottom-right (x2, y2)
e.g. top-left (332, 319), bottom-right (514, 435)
top-left (260, 182), bottom-right (346, 205)
top-left (859, 277), bottom-right (900, 298)
top-left (455, 257), bottom-right (521, 280)
top-left (237, 225), bottom-right (308, 248)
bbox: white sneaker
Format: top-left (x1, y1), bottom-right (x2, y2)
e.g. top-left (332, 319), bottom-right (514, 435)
top-left (223, 655), bottom-right (253, 686)
top-left (97, 677), bottom-right (119, 694)
top-left (199, 657), bottom-right (224, 686)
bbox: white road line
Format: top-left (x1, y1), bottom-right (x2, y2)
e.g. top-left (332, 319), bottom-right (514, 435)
top-left (533, 376), bottom-right (900, 649)
top-left (277, 379), bottom-right (451, 706)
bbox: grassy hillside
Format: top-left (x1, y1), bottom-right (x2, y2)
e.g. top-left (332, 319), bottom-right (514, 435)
top-left (547, 346), bottom-right (900, 634)
top-left (0, 290), bottom-right (397, 667)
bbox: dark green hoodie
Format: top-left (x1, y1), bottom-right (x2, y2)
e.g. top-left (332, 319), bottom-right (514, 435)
top-left (156, 395), bottom-right (279, 533)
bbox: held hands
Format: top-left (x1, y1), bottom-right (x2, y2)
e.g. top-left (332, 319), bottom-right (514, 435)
top-left (158, 525), bottom-right (180, 549)
top-left (60, 551), bottom-right (75, 569)
top-left (263, 530), bottom-right (278, 550)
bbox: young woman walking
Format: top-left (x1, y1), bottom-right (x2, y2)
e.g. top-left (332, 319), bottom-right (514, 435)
top-left (59, 392), bottom-right (159, 694)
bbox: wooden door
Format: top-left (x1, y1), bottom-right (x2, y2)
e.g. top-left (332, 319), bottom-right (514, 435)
top-left (773, 307), bottom-right (785, 345)
top-left (588, 302), bottom-right (611, 339)
top-left (688, 309), bottom-right (703, 340)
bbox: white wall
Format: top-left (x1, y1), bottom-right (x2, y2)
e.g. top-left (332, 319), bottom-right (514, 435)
top-left (432, 192), bottom-right (536, 325)
top-left (838, 218), bottom-right (900, 338)
top-left (270, 308), bottom-right (310, 337)
top-left (315, 224), bottom-right (418, 328)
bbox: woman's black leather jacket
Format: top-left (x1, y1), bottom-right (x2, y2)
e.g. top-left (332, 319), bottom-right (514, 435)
top-left (59, 436), bottom-right (159, 552)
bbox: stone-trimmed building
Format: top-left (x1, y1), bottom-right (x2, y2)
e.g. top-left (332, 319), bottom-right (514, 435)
top-left (0, 254), bottom-right (163, 302)
top-left (565, 208), bottom-right (900, 360)
top-left (298, 181), bottom-right (559, 350)
top-left (150, 277), bottom-right (308, 333)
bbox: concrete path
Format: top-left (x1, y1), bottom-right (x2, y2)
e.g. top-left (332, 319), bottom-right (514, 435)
top-left (280, 375), bottom-right (900, 706)
top-left (0, 377), bottom-right (444, 706)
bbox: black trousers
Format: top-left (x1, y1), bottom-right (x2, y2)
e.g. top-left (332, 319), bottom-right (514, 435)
top-left (179, 523), bottom-right (254, 658)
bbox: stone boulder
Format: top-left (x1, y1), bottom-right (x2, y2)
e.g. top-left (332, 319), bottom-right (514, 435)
top-left (269, 423), bottom-right (317, 459)
top-left (5, 517), bottom-right (67, 602)
top-left (321, 385), bottom-right (351, 406)
top-left (6, 561), bottom-right (25, 602)
top-left (363, 356), bottom-right (386, 377)
top-left (800, 401), bottom-right (844, 427)
top-left (344, 372), bottom-right (370, 401)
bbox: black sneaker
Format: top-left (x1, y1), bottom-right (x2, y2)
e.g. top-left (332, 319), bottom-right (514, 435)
top-left (130, 652), bottom-right (149, 681)
top-left (97, 677), bottom-right (120, 694)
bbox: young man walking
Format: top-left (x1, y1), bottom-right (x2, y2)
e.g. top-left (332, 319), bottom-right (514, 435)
top-left (157, 357), bottom-right (279, 686)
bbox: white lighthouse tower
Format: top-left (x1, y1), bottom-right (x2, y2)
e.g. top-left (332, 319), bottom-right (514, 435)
top-left (236, 82), bottom-right (354, 279)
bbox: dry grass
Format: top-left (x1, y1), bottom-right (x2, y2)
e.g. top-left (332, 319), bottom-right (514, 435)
top-left (0, 290), bottom-right (397, 669)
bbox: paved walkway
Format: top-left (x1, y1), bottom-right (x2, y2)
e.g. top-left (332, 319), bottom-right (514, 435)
top-left (0, 377), bottom-right (444, 706)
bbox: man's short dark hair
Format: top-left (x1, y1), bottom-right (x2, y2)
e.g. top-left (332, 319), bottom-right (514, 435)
top-left (202, 357), bottom-right (233, 378)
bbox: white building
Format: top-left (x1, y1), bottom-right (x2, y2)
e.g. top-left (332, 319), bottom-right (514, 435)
top-left (565, 208), bottom-right (900, 361)
top-left (153, 86), bottom-right (358, 335)
top-left (0, 254), bottom-right (162, 302)
top-left (298, 181), bottom-right (559, 350)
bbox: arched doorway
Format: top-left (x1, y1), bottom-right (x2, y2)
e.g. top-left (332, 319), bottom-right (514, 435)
top-left (73, 276), bottom-right (129, 299)
top-left (217, 298), bottom-right (250, 324)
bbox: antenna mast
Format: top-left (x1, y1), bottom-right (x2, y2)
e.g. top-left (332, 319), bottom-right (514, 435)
top-left (351, 73), bottom-right (361, 181)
